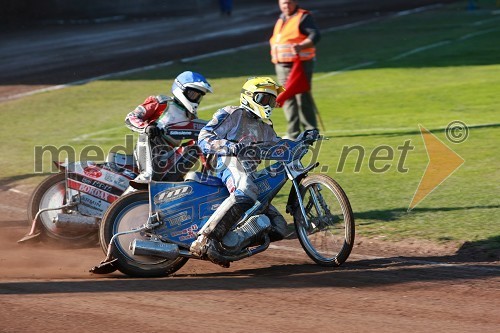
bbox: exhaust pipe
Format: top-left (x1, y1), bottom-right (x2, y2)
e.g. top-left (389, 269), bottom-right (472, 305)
top-left (53, 213), bottom-right (99, 229)
top-left (130, 239), bottom-right (180, 259)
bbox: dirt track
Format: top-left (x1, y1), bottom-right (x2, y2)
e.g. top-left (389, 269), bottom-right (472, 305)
top-left (1, 224), bottom-right (499, 332)
top-left (1, 1), bottom-right (499, 332)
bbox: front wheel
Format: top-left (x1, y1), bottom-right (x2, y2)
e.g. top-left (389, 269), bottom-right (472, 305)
top-left (99, 191), bottom-right (188, 277)
top-left (293, 174), bottom-right (355, 266)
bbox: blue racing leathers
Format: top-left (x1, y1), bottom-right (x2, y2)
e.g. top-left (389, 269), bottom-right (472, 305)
top-left (198, 106), bottom-right (281, 204)
top-left (190, 106), bottom-right (288, 259)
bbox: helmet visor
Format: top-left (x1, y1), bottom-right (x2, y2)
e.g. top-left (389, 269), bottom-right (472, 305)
top-left (185, 88), bottom-right (205, 103)
top-left (253, 92), bottom-right (276, 108)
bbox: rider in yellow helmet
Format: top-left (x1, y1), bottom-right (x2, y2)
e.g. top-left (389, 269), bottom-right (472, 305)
top-left (191, 77), bottom-right (287, 267)
top-left (240, 76), bottom-right (285, 120)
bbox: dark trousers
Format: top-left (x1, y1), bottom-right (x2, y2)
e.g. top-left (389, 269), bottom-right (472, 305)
top-left (275, 60), bottom-right (317, 139)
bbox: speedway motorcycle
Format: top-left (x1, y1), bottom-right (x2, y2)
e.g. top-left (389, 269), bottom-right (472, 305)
top-left (19, 119), bottom-right (207, 246)
top-left (91, 130), bottom-right (355, 277)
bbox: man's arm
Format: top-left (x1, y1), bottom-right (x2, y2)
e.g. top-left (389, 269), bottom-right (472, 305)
top-left (198, 108), bottom-right (238, 155)
top-left (125, 95), bottom-right (168, 132)
top-left (292, 13), bottom-right (321, 54)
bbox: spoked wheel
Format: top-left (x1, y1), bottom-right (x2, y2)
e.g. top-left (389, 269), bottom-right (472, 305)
top-left (27, 173), bottom-right (97, 246)
top-left (293, 174), bottom-right (355, 266)
top-left (100, 191), bottom-right (188, 277)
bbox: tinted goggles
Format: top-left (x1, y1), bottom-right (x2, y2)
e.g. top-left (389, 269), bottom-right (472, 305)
top-left (185, 88), bottom-right (205, 103)
top-left (253, 92), bottom-right (276, 108)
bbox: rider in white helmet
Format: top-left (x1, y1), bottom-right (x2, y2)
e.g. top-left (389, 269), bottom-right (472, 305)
top-left (190, 77), bottom-right (288, 267)
top-left (125, 71), bottom-right (213, 182)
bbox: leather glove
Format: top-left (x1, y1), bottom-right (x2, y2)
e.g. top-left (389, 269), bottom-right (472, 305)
top-left (145, 125), bottom-right (161, 138)
top-left (228, 142), bottom-right (245, 156)
top-left (302, 129), bottom-right (319, 143)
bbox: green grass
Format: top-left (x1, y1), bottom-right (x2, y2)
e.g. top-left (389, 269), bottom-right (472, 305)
top-left (1, 1), bottom-right (499, 252)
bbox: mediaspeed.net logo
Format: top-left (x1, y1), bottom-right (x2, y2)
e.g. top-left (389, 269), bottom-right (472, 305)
top-left (409, 121), bottom-right (467, 211)
top-left (31, 121), bottom-right (468, 210)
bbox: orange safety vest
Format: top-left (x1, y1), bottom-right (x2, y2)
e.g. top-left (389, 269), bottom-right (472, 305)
top-left (269, 9), bottom-right (316, 64)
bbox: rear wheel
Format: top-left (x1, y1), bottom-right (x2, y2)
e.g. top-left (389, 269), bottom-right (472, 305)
top-left (100, 191), bottom-right (188, 277)
top-left (293, 174), bottom-right (355, 266)
top-left (28, 173), bottom-right (96, 246)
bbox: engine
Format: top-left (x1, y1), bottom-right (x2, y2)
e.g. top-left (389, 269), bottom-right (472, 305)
top-left (221, 214), bottom-right (271, 252)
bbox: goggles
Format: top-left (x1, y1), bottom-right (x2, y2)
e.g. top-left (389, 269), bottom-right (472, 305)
top-left (253, 92), bottom-right (277, 108)
top-left (184, 88), bottom-right (205, 103)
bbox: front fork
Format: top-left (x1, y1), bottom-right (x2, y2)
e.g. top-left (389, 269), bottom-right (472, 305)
top-left (285, 162), bottom-right (318, 230)
top-left (290, 177), bottom-right (312, 230)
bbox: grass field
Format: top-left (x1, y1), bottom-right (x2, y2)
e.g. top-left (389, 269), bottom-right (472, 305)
top-left (1, 1), bottom-right (499, 252)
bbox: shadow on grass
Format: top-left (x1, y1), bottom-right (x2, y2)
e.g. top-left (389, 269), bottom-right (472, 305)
top-left (0, 173), bottom-right (52, 188)
top-left (355, 204), bottom-right (500, 222)
top-left (0, 172), bottom-right (55, 188)
top-left (356, 205), bottom-right (500, 261)
top-left (329, 123), bottom-right (500, 139)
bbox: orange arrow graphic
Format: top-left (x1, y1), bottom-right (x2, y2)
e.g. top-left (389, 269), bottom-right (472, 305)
top-left (408, 125), bottom-right (465, 211)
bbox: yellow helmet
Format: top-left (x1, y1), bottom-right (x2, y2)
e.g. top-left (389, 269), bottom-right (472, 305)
top-left (240, 77), bottom-right (285, 119)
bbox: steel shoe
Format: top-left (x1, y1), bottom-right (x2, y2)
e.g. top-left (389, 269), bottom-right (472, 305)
top-left (189, 234), bottom-right (209, 257)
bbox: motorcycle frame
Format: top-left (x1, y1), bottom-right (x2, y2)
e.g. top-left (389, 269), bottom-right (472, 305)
top-left (139, 139), bottom-right (318, 249)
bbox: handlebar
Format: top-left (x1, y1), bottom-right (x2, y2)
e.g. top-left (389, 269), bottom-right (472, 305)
top-left (238, 130), bottom-right (320, 162)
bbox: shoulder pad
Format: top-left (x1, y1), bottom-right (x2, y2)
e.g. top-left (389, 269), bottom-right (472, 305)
top-left (155, 95), bottom-right (173, 104)
top-left (221, 105), bottom-right (241, 115)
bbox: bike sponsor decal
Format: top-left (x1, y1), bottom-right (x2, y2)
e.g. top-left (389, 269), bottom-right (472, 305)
top-left (104, 172), bottom-right (130, 189)
top-left (154, 185), bottom-right (193, 205)
top-left (67, 179), bottom-right (119, 203)
top-left (193, 122), bottom-right (205, 130)
top-left (169, 120), bottom-right (205, 131)
top-left (256, 180), bottom-right (271, 193)
top-left (198, 198), bottom-right (226, 220)
top-left (89, 179), bottom-right (113, 192)
top-left (171, 224), bottom-right (198, 241)
top-left (68, 173), bottom-right (124, 196)
top-left (167, 130), bottom-right (195, 137)
top-left (273, 145), bottom-right (286, 157)
top-left (78, 203), bottom-right (105, 217)
top-left (80, 194), bottom-right (103, 209)
top-left (83, 165), bottom-right (103, 179)
top-left (69, 163), bottom-right (130, 191)
top-left (164, 210), bottom-right (192, 227)
top-left (78, 194), bottom-right (109, 216)
top-left (121, 169), bottom-right (137, 180)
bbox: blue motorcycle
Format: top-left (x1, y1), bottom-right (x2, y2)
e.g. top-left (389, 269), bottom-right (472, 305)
top-left (91, 130), bottom-right (355, 277)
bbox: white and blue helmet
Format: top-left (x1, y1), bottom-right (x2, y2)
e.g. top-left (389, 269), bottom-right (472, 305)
top-left (172, 71), bottom-right (213, 116)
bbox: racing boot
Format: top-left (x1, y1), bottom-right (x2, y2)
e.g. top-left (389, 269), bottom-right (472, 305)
top-left (190, 195), bottom-right (252, 267)
top-left (122, 172), bottom-right (151, 195)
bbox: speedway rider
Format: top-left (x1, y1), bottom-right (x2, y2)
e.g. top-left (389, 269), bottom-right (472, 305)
top-left (125, 71), bottom-right (213, 183)
top-left (190, 77), bottom-right (288, 267)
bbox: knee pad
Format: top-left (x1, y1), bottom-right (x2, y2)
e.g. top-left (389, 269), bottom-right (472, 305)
top-left (268, 215), bottom-right (287, 241)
